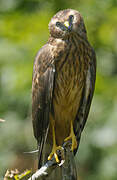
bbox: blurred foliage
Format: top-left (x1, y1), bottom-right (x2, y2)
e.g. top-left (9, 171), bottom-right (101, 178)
top-left (0, 0), bottom-right (117, 179)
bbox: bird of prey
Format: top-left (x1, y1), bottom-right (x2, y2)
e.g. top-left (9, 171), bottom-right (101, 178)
top-left (32, 9), bottom-right (96, 179)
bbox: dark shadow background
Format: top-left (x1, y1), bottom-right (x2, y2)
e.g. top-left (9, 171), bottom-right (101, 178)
top-left (0, 0), bottom-right (117, 179)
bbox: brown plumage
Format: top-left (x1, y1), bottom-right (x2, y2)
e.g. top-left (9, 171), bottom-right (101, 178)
top-left (32, 9), bottom-right (96, 179)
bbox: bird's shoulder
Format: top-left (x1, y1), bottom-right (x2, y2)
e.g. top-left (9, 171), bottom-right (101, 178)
top-left (33, 38), bottom-right (69, 75)
top-left (33, 44), bottom-right (54, 75)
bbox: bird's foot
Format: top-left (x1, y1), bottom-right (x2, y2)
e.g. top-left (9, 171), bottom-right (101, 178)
top-left (64, 128), bottom-right (77, 151)
top-left (48, 144), bottom-right (63, 163)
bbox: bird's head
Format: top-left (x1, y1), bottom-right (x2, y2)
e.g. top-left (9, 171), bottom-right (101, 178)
top-left (49, 9), bottom-right (87, 39)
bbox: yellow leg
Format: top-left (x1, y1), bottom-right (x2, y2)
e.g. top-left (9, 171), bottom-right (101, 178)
top-left (48, 119), bottom-right (62, 163)
top-left (64, 121), bottom-right (77, 151)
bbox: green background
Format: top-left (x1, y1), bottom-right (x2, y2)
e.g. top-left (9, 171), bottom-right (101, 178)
top-left (0, 0), bottom-right (117, 179)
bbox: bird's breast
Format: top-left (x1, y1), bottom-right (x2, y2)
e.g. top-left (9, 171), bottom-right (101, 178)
top-left (49, 40), bottom-right (87, 145)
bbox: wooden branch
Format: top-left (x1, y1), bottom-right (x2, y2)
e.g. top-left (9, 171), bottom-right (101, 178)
top-left (28, 157), bottom-right (65, 180)
top-left (4, 141), bottom-right (73, 180)
top-left (28, 142), bottom-right (68, 180)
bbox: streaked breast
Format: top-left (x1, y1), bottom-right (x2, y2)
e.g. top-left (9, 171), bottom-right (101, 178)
top-left (50, 36), bottom-right (87, 145)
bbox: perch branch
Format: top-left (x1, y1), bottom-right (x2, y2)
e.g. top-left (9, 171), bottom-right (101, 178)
top-left (4, 141), bottom-right (72, 180)
top-left (28, 141), bottom-right (71, 180)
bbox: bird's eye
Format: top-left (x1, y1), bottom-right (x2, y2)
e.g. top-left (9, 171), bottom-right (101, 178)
top-left (69, 15), bottom-right (74, 24)
top-left (56, 22), bottom-right (61, 27)
top-left (69, 15), bottom-right (74, 20)
top-left (56, 21), bottom-right (68, 31)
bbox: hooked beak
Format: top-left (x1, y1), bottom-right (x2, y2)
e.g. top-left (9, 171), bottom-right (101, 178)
top-left (64, 21), bottom-right (72, 31)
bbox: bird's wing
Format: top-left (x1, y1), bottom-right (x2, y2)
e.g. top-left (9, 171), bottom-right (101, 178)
top-left (74, 49), bottom-right (96, 150)
top-left (32, 44), bottom-right (55, 168)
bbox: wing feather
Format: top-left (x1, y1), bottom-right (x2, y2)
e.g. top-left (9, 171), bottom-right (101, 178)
top-left (74, 49), bottom-right (96, 152)
top-left (32, 45), bottom-right (55, 168)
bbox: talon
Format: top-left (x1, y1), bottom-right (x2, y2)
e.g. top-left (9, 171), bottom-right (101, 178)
top-left (54, 152), bottom-right (59, 162)
top-left (48, 145), bottom-right (62, 163)
top-left (48, 154), bottom-right (53, 161)
top-left (64, 135), bottom-right (71, 142)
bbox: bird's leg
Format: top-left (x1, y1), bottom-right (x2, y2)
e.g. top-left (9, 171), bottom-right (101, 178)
top-left (64, 121), bottom-right (77, 151)
top-left (48, 119), bottom-right (62, 163)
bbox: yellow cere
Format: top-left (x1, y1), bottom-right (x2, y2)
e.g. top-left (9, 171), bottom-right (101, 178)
top-left (64, 21), bottom-right (69, 28)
